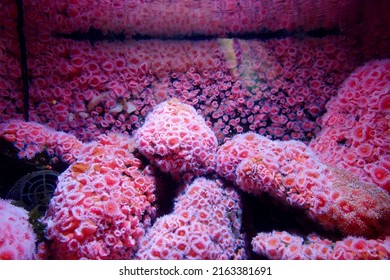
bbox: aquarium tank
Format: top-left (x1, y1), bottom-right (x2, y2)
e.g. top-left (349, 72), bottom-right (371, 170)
top-left (0, 0), bottom-right (389, 260)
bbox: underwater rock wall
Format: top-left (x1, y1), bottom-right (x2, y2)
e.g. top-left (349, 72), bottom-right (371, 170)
top-left (1, 0), bottom-right (389, 144)
top-left (21, 0), bottom-right (390, 57)
top-left (21, 0), bottom-right (362, 37)
top-left (4, 35), bottom-right (362, 144)
top-left (0, 0), bottom-right (23, 122)
top-left (0, 0), bottom-right (389, 260)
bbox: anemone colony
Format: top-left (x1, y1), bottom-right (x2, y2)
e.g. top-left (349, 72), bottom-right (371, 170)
top-left (0, 0), bottom-right (389, 259)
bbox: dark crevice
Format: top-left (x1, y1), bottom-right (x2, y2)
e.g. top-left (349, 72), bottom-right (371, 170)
top-left (305, 27), bottom-right (340, 38)
top-left (53, 27), bottom-right (126, 45)
top-left (54, 27), bottom-right (341, 43)
top-left (337, 138), bottom-right (347, 145)
top-left (153, 169), bottom-right (180, 218)
top-left (0, 139), bottom-right (69, 199)
top-left (131, 150), bottom-right (181, 219)
top-left (240, 191), bottom-right (342, 259)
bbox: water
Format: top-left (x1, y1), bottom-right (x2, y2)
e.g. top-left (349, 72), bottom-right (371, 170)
top-left (0, 0), bottom-right (389, 260)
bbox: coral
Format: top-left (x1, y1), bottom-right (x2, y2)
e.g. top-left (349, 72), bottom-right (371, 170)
top-left (22, 0), bottom-right (363, 38)
top-left (0, 120), bottom-right (82, 163)
top-left (135, 99), bottom-right (218, 181)
top-left (0, 0), bottom-right (22, 122)
top-left (41, 133), bottom-right (157, 259)
top-left (135, 178), bottom-right (245, 260)
top-left (1, 1), bottom-right (389, 260)
top-left (7, 0), bottom-right (363, 145)
top-left (1, 29), bottom-right (357, 144)
top-left (217, 132), bottom-right (390, 237)
top-left (252, 231), bottom-right (390, 260)
top-left (310, 59), bottom-right (390, 191)
top-left (0, 199), bottom-right (36, 260)
top-left (1, 95), bottom-right (389, 259)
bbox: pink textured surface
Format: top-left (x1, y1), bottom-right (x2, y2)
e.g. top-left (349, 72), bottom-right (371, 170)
top-left (252, 231), bottom-right (390, 260)
top-left (1, 8), bottom-right (362, 144)
top-left (217, 132), bottom-right (390, 237)
top-left (41, 133), bottom-right (156, 259)
top-left (22, 1), bottom-right (366, 38)
top-left (0, 199), bottom-right (36, 260)
top-left (0, 0), bottom-right (22, 122)
top-left (0, 0), bottom-right (389, 260)
top-left (0, 120), bottom-right (82, 163)
top-left (136, 178), bottom-right (245, 260)
top-left (310, 59), bottom-right (390, 192)
top-left (135, 99), bottom-right (218, 181)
